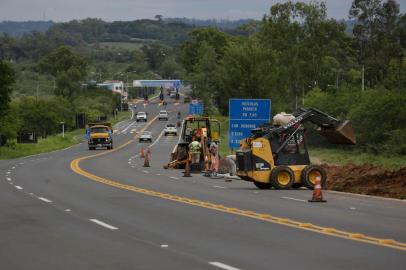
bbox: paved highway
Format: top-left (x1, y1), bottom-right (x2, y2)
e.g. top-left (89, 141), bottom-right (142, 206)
top-left (1, 95), bottom-right (405, 270)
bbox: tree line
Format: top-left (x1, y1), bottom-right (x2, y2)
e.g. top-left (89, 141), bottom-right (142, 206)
top-left (181, 0), bottom-right (406, 154)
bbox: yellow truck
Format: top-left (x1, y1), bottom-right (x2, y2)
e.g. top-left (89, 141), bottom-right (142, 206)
top-left (86, 122), bottom-right (114, 150)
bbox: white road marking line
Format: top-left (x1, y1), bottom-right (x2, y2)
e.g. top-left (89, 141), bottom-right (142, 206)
top-left (160, 244), bottom-right (169, 248)
top-left (350, 207), bottom-right (357, 210)
top-left (281, 196), bottom-right (307, 202)
top-left (156, 173), bottom-right (161, 176)
top-left (29, 193), bottom-right (34, 195)
top-left (169, 176), bottom-right (179, 180)
top-left (15, 185), bottom-right (23, 190)
top-left (209, 262), bottom-right (241, 270)
top-left (6, 177), bottom-right (11, 181)
top-left (149, 129), bottom-right (165, 148)
top-left (11, 166), bottom-right (16, 169)
top-left (121, 121), bottom-right (137, 133)
top-left (38, 197), bottom-right (52, 203)
top-left (65, 209), bottom-right (71, 212)
top-left (89, 219), bottom-right (118, 230)
top-left (6, 171), bottom-right (10, 174)
top-left (213, 185), bottom-right (226, 189)
top-left (143, 170), bottom-right (149, 173)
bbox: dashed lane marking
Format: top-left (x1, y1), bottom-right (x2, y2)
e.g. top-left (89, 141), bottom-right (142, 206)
top-left (14, 185), bottom-right (23, 190)
top-left (213, 185), bottom-right (226, 189)
top-left (89, 219), bottom-right (118, 230)
top-left (281, 197), bottom-right (307, 203)
top-left (169, 176), bottom-right (179, 180)
top-left (209, 262), bottom-right (241, 270)
top-left (38, 197), bottom-right (52, 203)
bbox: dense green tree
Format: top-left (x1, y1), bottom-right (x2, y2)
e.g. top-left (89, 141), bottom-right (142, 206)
top-left (181, 28), bottom-right (230, 73)
top-left (0, 60), bottom-right (15, 118)
top-left (141, 43), bottom-right (169, 70)
top-left (39, 46), bottom-right (88, 99)
top-left (350, 0), bottom-right (402, 87)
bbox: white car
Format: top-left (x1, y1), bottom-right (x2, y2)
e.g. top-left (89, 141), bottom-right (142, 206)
top-left (136, 112), bottom-right (147, 122)
top-left (164, 124), bottom-right (177, 136)
top-left (139, 131), bottom-right (152, 143)
top-left (158, 110), bottom-right (168, 121)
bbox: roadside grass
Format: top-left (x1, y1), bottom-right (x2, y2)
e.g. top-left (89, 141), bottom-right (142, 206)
top-left (309, 147), bottom-right (406, 170)
top-left (0, 111), bottom-right (131, 160)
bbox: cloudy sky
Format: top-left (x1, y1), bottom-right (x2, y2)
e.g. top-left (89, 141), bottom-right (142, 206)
top-left (0, 0), bottom-right (405, 22)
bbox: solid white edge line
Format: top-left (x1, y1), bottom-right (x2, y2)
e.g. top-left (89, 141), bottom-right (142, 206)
top-left (38, 197), bottom-right (52, 203)
top-left (89, 219), bottom-right (118, 230)
top-left (209, 262), bottom-right (241, 270)
top-left (281, 196), bottom-right (307, 202)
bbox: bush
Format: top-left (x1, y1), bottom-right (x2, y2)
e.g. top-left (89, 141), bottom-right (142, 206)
top-left (305, 87), bottom-right (406, 155)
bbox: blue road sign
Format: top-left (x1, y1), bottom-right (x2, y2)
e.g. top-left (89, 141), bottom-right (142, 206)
top-left (189, 102), bottom-right (204, 115)
top-left (229, 99), bottom-right (271, 148)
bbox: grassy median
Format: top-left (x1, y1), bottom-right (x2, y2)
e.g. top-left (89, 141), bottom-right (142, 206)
top-left (0, 111), bottom-right (131, 160)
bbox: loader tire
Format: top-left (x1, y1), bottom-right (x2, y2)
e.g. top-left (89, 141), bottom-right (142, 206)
top-left (301, 165), bottom-right (327, 190)
top-left (254, 181), bottom-right (271, 189)
top-left (270, 166), bottom-right (295, 189)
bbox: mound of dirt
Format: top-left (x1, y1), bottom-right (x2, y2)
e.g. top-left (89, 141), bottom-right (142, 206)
top-left (322, 164), bottom-right (406, 199)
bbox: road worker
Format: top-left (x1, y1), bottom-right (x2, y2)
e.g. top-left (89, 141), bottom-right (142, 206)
top-left (189, 136), bottom-right (201, 164)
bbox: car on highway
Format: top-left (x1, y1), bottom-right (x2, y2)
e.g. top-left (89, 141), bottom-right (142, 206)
top-left (158, 110), bottom-right (168, 121)
top-left (136, 111), bottom-right (147, 122)
top-left (139, 131), bottom-right (152, 143)
top-left (170, 90), bottom-right (177, 98)
top-left (164, 124), bottom-right (177, 136)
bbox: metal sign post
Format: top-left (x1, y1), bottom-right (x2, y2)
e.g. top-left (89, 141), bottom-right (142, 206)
top-left (228, 99), bottom-right (271, 149)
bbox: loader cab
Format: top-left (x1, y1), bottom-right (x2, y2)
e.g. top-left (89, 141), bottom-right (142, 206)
top-left (270, 129), bottom-right (310, 166)
top-left (181, 116), bottom-right (220, 145)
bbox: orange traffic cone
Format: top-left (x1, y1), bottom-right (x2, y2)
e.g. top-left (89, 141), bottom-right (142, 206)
top-left (183, 158), bottom-right (192, 177)
top-left (140, 147), bottom-right (145, 158)
top-left (308, 174), bottom-right (327, 203)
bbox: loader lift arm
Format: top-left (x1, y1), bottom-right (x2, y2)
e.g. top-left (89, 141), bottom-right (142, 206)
top-left (254, 107), bottom-right (356, 146)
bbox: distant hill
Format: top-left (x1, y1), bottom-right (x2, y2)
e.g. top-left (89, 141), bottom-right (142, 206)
top-left (164, 18), bottom-right (253, 29)
top-left (0, 21), bottom-right (54, 36)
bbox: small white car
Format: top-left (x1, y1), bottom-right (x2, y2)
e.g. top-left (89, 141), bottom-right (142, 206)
top-left (139, 131), bottom-right (152, 143)
top-left (164, 124), bottom-right (177, 136)
top-left (136, 112), bottom-right (147, 122)
top-left (158, 110), bottom-right (168, 121)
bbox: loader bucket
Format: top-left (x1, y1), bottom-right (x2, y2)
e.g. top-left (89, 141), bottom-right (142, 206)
top-left (320, 120), bottom-right (356, 145)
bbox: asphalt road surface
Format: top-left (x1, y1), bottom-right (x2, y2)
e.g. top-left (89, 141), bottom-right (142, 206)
top-left (1, 94), bottom-right (405, 270)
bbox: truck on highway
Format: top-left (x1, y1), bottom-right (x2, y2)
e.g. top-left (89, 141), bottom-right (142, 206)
top-left (86, 122), bottom-right (114, 150)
